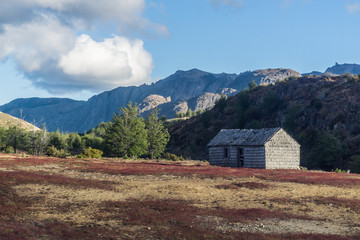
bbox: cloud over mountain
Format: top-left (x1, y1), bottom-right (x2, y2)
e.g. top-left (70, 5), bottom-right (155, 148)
top-left (0, 0), bottom-right (164, 93)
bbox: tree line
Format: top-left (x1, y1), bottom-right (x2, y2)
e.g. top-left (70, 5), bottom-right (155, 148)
top-left (0, 103), bottom-right (170, 159)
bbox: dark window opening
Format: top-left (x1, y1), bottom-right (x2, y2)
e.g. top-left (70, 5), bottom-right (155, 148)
top-left (224, 148), bottom-right (229, 158)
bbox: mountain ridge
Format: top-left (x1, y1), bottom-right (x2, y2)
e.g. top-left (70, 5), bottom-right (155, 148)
top-left (0, 68), bottom-right (300, 132)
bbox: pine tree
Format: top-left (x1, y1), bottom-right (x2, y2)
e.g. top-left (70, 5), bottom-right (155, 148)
top-left (146, 108), bottom-right (170, 159)
top-left (105, 102), bottom-right (148, 158)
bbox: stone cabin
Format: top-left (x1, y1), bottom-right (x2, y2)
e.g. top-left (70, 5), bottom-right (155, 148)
top-left (207, 128), bottom-right (300, 169)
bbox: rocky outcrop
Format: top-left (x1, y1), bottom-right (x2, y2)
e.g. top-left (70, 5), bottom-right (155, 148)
top-left (192, 92), bottom-right (222, 112)
top-left (138, 94), bottom-right (171, 113)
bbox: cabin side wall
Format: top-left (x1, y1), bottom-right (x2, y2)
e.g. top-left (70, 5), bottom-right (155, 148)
top-left (265, 130), bottom-right (300, 169)
top-left (208, 146), bottom-right (230, 167)
top-left (208, 146), bottom-right (266, 168)
top-left (243, 146), bottom-right (266, 169)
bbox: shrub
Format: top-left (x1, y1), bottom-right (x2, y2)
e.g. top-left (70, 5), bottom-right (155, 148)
top-left (5, 146), bottom-right (14, 154)
top-left (162, 152), bottom-right (184, 161)
top-left (79, 147), bottom-right (103, 159)
top-left (46, 146), bottom-right (69, 158)
top-left (333, 168), bottom-right (346, 173)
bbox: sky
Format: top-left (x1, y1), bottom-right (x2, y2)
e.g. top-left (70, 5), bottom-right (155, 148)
top-left (0, 0), bottom-right (360, 105)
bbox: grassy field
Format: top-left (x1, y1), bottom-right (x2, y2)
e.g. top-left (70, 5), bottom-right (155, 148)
top-left (1, 153), bottom-right (360, 239)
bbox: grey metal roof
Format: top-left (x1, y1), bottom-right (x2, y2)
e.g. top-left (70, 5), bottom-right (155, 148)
top-left (207, 128), bottom-right (281, 147)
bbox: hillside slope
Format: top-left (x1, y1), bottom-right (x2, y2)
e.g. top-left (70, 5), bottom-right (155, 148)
top-left (0, 111), bottom-right (39, 131)
top-left (0, 68), bottom-right (299, 132)
top-left (167, 74), bottom-right (360, 172)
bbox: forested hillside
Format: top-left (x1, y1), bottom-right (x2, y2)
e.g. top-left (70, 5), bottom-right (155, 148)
top-left (167, 74), bottom-right (360, 172)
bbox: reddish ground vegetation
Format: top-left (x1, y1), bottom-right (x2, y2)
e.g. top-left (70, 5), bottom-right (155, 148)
top-left (216, 181), bottom-right (270, 190)
top-left (257, 170), bottom-right (360, 188)
top-left (77, 161), bottom-right (360, 187)
top-left (0, 219), bottom-right (120, 240)
top-left (2, 154), bottom-right (360, 188)
top-left (1, 155), bottom-right (360, 239)
top-left (97, 199), bottom-right (316, 239)
top-left (314, 197), bottom-right (360, 211)
top-left (0, 170), bottom-right (115, 190)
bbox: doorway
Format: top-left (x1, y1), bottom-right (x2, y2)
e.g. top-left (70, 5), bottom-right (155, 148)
top-left (237, 147), bottom-right (244, 168)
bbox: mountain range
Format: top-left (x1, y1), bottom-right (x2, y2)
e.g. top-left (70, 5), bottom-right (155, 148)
top-left (0, 68), bottom-right (301, 132)
top-left (1, 63), bottom-right (359, 133)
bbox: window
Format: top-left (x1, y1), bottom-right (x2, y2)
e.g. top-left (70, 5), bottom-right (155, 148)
top-left (238, 147), bottom-right (244, 167)
top-left (224, 148), bottom-right (229, 158)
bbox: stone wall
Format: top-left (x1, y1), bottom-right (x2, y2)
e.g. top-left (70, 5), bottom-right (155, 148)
top-left (243, 146), bottom-right (266, 168)
top-left (208, 146), bottom-right (230, 167)
top-left (265, 129), bottom-right (300, 169)
top-left (209, 146), bottom-right (266, 168)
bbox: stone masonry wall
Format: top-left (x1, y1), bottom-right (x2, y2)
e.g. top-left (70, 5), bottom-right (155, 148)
top-left (209, 146), bottom-right (266, 168)
top-left (208, 146), bottom-right (230, 167)
top-left (265, 129), bottom-right (300, 169)
top-left (243, 146), bottom-right (266, 168)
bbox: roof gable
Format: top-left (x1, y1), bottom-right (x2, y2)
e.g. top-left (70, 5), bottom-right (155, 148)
top-left (207, 128), bottom-right (281, 147)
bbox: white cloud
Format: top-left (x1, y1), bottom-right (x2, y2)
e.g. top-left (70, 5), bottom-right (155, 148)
top-left (0, 0), bottom-right (168, 35)
top-left (0, 0), bottom-right (165, 94)
top-left (346, 3), bottom-right (360, 14)
top-left (0, 14), bottom-right (75, 72)
top-left (208, 0), bottom-right (244, 9)
top-left (58, 35), bottom-right (153, 89)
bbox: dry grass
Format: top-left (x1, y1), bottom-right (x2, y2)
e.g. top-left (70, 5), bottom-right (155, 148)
top-left (1, 154), bottom-right (360, 239)
top-left (0, 112), bottom-right (40, 131)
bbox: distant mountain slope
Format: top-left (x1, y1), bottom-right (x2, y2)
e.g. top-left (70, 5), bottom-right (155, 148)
top-left (0, 98), bottom-right (85, 131)
top-left (0, 68), bottom-right (300, 132)
top-left (0, 111), bottom-right (39, 131)
top-left (303, 63), bottom-right (360, 76)
top-left (325, 63), bottom-right (360, 75)
top-left (167, 74), bottom-right (360, 172)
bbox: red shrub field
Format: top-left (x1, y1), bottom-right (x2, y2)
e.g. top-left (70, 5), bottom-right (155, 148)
top-left (0, 153), bottom-right (360, 239)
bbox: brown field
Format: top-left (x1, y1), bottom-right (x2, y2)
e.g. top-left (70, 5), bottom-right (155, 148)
top-left (1, 153), bottom-right (360, 239)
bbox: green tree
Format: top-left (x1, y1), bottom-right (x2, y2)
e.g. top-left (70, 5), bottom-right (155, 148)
top-left (146, 108), bottom-right (170, 159)
top-left (49, 130), bottom-right (68, 150)
top-left (0, 127), bottom-right (6, 151)
top-left (82, 133), bottom-right (105, 151)
top-left (5, 125), bottom-right (27, 153)
top-left (105, 102), bottom-right (148, 158)
top-left (66, 133), bottom-right (85, 153)
top-left (30, 129), bottom-right (49, 155)
top-left (248, 80), bottom-right (257, 90)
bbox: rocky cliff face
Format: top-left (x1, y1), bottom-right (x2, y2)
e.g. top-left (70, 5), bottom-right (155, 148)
top-left (138, 94), bottom-right (171, 113)
top-left (0, 68), bottom-right (300, 132)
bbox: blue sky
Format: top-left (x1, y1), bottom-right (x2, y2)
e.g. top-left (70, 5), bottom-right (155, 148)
top-left (0, 0), bottom-right (360, 105)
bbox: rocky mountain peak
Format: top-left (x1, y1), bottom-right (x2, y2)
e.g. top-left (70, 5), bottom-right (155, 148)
top-left (325, 63), bottom-right (360, 75)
